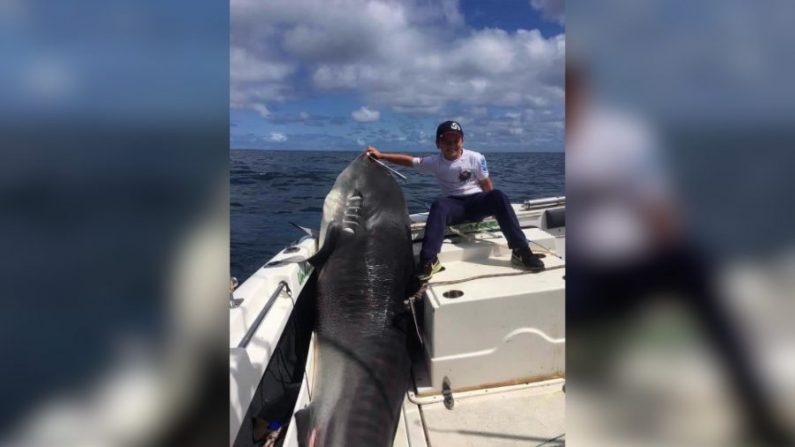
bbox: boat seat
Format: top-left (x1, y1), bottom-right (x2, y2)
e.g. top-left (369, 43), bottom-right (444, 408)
top-left (543, 207), bottom-right (565, 229)
top-left (446, 216), bottom-right (495, 236)
top-left (415, 227), bottom-right (566, 392)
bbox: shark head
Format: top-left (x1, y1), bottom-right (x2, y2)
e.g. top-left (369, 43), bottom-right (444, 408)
top-left (311, 155), bottom-right (408, 267)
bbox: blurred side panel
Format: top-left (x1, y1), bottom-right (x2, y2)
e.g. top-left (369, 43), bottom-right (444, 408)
top-left (0, 0), bottom-right (229, 445)
top-left (567, 0), bottom-right (795, 445)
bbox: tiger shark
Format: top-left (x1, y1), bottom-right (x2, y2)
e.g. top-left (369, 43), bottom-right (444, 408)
top-left (295, 154), bottom-right (416, 447)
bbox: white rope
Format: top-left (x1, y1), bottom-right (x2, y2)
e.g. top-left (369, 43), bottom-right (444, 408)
top-left (404, 282), bottom-right (430, 346)
top-left (429, 264), bottom-right (564, 287)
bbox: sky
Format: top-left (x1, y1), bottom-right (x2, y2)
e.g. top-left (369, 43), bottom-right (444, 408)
top-left (230, 0), bottom-right (565, 151)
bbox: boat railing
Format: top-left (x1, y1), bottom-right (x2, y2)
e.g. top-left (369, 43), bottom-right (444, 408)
top-left (236, 280), bottom-right (292, 348)
top-left (521, 196), bottom-right (565, 210)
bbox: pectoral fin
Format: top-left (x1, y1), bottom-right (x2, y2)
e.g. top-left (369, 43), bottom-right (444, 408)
top-left (307, 223), bottom-right (341, 268)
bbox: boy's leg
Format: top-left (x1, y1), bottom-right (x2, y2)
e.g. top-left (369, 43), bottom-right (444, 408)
top-left (465, 190), bottom-right (544, 271)
top-left (464, 189), bottom-right (527, 249)
top-left (419, 197), bottom-right (467, 263)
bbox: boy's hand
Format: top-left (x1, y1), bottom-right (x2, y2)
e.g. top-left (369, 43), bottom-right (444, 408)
top-left (365, 146), bottom-right (382, 159)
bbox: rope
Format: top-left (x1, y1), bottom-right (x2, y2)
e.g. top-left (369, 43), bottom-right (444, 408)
top-left (429, 264), bottom-right (565, 287)
top-left (402, 262), bottom-right (564, 343)
top-left (528, 239), bottom-right (563, 259)
top-left (409, 281), bottom-right (430, 303)
top-left (404, 282), bottom-right (430, 346)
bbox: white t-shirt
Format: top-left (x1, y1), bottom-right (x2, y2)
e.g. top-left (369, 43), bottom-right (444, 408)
top-left (412, 149), bottom-right (489, 197)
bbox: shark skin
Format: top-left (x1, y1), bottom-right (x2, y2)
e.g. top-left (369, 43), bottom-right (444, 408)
top-left (296, 154), bottom-right (416, 447)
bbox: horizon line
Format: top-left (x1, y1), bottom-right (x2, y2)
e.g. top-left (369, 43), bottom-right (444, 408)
top-left (230, 147), bottom-right (564, 153)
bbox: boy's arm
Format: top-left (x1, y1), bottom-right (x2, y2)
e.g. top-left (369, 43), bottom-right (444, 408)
top-left (476, 153), bottom-right (493, 191)
top-left (479, 177), bottom-right (494, 192)
top-left (364, 146), bottom-right (415, 168)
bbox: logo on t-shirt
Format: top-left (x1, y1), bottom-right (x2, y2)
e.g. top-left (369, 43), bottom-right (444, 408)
top-left (458, 169), bottom-right (472, 182)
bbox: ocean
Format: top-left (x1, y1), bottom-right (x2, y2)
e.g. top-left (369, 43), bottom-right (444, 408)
top-left (231, 149), bottom-right (564, 281)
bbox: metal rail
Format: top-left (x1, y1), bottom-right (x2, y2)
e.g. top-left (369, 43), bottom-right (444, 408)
top-left (521, 196), bottom-right (565, 210)
top-left (237, 280), bottom-right (292, 348)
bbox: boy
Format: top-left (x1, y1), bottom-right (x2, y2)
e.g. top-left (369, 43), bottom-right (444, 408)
top-left (365, 120), bottom-right (545, 281)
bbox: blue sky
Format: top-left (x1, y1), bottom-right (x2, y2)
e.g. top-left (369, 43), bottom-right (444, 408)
top-left (230, 0), bottom-right (564, 151)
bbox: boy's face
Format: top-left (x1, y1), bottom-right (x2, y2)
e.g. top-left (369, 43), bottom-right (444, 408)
top-left (436, 132), bottom-right (464, 160)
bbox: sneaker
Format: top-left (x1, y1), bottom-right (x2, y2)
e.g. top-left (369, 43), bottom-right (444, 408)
top-left (512, 247), bottom-right (545, 272)
top-left (418, 257), bottom-right (444, 281)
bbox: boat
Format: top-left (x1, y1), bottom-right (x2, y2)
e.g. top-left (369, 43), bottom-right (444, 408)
top-left (230, 196), bottom-right (566, 446)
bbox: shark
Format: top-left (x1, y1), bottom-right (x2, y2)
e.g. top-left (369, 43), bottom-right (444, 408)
top-left (295, 154), bottom-right (417, 447)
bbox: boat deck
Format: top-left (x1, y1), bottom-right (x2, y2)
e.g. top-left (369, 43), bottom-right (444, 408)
top-left (395, 219), bottom-right (566, 446)
top-left (396, 380), bottom-right (565, 447)
top-left (230, 198), bottom-right (567, 447)
top-left (419, 228), bottom-right (565, 305)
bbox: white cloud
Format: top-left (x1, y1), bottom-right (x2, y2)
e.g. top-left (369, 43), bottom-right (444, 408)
top-left (231, 0), bottom-right (564, 113)
top-left (251, 103), bottom-right (271, 118)
top-left (509, 127), bottom-right (524, 135)
top-left (231, 0), bottom-right (565, 149)
top-left (312, 28), bottom-right (564, 113)
top-left (231, 47), bottom-right (294, 84)
top-left (269, 132), bottom-right (287, 142)
top-left (299, 111), bottom-right (310, 119)
top-left (351, 106), bottom-right (380, 122)
top-left (470, 107), bottom-right (489, 117)
top-left (230, 45), bottom-right (296, 110)
top-left (530, 0), bottom-right (565, 25)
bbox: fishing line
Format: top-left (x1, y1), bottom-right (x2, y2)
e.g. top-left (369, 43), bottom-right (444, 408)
top-left (366, 153), bottom-right (408, 181)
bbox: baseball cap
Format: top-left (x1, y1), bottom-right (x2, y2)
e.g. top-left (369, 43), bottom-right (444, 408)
top-left (436, 120), bottom-right (464, 139)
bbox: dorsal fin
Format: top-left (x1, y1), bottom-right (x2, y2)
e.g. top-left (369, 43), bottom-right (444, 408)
top-left (289, 221), bottom-right (319, 239)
